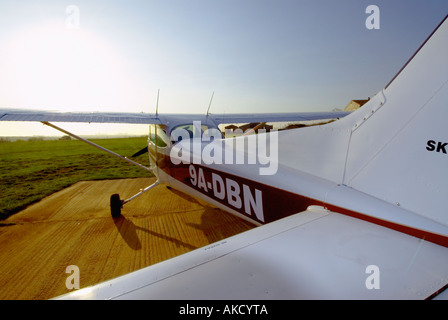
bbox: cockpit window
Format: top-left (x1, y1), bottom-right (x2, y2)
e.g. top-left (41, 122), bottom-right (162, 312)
top-left (172, 124), bottom-right (208, 138)
top-left (170, 123), bottom-right (223, 142)
top-left (148, 124), bottom-right (169, 148)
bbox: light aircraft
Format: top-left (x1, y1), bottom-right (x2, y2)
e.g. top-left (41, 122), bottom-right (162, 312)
top-left (2, 14), bottom-right (448, 300)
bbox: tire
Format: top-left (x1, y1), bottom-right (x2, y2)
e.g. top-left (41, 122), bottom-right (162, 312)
top-left (110, 194), bottom-right (122, 218)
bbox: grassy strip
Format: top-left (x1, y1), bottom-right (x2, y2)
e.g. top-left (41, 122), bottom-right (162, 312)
top-left (0, 137), bottom-right (152, 219)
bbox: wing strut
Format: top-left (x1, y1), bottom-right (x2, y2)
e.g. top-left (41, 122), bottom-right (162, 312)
top-left (41, 121), bottom-right (153, 172)
top-left (122, 180), bottom-right (160, 205)
top-left (41, 121), bottom-right (159, 217)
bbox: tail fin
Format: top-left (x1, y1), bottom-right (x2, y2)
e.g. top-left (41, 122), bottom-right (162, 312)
top-left (280, 15), bottom-right (448, 226)
top-left (342, 14), bottom-right (448, 225)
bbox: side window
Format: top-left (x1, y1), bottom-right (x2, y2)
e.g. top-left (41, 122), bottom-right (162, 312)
top-left (174, 124), bottom-right (195, 139)
top-left (170, 123), bottom-right (222, 142)
top-left (148, 125), bottom-right (169, 148)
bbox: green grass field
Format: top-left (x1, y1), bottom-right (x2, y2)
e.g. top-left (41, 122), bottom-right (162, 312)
top-left (0, 137), bottom-right (153, 220)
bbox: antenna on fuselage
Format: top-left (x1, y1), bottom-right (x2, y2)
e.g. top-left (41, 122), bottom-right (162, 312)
top-left (206, 91), bottom-right (214, 116)
top-left (156, 88), bottom-right (160, 118)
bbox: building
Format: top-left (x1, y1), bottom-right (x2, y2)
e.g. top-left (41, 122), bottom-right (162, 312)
top-left (344, 99), bottom-right (370, 111)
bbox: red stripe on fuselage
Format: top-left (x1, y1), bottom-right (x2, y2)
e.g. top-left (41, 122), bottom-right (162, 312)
top-left (164, 161), bottom-right (448, 248)
top-left (167, 162), bottom-right (317, 224)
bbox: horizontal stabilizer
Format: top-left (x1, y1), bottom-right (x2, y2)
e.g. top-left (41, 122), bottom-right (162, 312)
top-left (0, 109), bottom-right (350, 125)
top-left (56, 206), bottom-right (448, 300)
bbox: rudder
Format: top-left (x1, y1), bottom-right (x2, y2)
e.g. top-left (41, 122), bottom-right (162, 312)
top-left (342, 14), bottom-right (448, 226)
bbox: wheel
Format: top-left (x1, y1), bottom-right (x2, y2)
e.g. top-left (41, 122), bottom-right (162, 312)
top-left (110, 194), bottom-right (123, 218)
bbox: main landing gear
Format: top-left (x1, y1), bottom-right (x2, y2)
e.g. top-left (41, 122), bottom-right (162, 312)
top-left (110, 194), bottom-right (123, 218)
top-left (109, 180), bottom-right (160, 218)
top-left (36, 121), bottom-right (160, 219)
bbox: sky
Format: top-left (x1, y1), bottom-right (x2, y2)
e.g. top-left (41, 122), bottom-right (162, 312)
top-left (0, 0), bottom-right (448, 136)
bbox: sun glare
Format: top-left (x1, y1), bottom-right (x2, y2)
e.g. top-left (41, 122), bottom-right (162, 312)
top-left (2, 23), bottom-right (137, 112)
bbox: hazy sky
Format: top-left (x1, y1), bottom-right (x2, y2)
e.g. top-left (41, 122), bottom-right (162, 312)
top-left (1, 0), bottom-right (447, 136)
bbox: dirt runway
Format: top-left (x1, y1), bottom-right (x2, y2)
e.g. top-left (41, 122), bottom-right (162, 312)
top-left (0, 178), bottom-right (255, 299)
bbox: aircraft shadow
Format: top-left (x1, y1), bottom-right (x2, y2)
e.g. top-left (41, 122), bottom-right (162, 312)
top-left (112, 186), bottom-right (253, 251)
top-left (167, 187), bottom-right (255, 244)
top-left (112, 215), bottom-right (142, 250)
top-left (112, 215), bottom-right (197, 251)
top-left (166, 186), bottom-right (200, 204)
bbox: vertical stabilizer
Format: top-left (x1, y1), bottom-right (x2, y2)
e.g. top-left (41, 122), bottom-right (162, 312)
top-left (278, 15), bottom-right (448, 227)
top-left (341, 15), bottom-right (448, 225)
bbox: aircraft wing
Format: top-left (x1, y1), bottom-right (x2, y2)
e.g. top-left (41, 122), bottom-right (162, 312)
top-left (207, 111), bottom-right (350, 125)
top-left (0, 109), bottom-right (159, 124)
top-left (0, 109), bottom-right (350, 125)
top-left (56, 206), bottom-right (448, 300)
